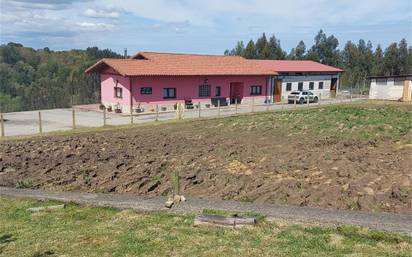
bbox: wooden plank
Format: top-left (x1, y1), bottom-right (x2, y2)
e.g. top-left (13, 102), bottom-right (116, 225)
top-left (27, 204), bottom-right (65, 213)
top-left (194, 215), bottom-right (256, 228)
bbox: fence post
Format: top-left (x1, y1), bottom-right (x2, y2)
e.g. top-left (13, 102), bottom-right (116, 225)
top-left (251, 97), bottom-right (255, 112)
top-left (307, 95), bottom-right (310, 107)
top-left (38, 111), bottom-right (43, 134)
top-left (266, 100), bottom-right (269, 111)
top-left (235, 98), bottom-right (238, 114)
top-left (294, 96), bottom-right (297, 108)
top-left (103, 107), bottom-right (106, 126)
top-left (318, 94), bottom-right (321, 106)
top-left (218, 99), bottom-right (221, 117)
top-left (198, 102), bottom-right (201, 118)
top-left (0, 113), bottom-right (4, 137)
top-left (155, 104), bottom-right (159, 121)
top-left (72, 109), bottom-right (76, 129)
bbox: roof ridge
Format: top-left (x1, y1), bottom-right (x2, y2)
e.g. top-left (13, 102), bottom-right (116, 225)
top-left (137, 51), bottom-right (243, 58)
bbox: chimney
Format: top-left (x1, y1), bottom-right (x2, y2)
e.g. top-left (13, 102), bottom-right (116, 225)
top-left (124, 48), bottom-right (128, 59)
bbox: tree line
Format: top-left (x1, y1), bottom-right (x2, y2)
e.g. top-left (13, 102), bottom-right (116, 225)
top-left (0, 43), bottom-right (121, 112)
top-left (225, 30), bottom-right (412, 91)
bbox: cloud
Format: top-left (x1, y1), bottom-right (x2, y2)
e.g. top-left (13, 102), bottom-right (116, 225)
top-left (84, 8), bottom-right (120, 18)
top-left (3, 0), bottom-right (92, 10)
top-left (76, 22), bottom-right (115, 31)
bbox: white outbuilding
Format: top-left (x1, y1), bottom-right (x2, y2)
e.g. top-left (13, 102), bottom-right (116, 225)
top-left (369, 75), bottom-right (412, 102)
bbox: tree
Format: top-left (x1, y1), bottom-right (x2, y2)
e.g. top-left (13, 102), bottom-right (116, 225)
top-left (398, 39), bottom-right (410, 74)
top-left (288, 40), bottom-right (306, 60)
top-left (255, 33), bottom-right (268, 59)
top-left (263, 35), bottom-right (286, 60)
top-left (373, 45), bottom-right (384, 76)
top-left (244, 40), bottom-right (257, 59)
top-left (383, 43), bottom-right (399, 75)
top-left (0, 43), bottom-right (121, 112)
top-left (306, 30), bottom-right (340, 66)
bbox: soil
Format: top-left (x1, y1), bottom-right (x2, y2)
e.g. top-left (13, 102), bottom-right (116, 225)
top-left (0, 113), bottom-right (411, 214)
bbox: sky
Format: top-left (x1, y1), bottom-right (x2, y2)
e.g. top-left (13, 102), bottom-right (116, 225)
top-left (0, 0), bottom-right (411, 55)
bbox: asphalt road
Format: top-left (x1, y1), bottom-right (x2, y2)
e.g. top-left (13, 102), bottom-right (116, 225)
top-left (1, 187), bottom-right (411, 235)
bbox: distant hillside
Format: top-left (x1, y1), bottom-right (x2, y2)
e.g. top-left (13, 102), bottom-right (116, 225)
top-left (0, 43), bottom-right (122, 112)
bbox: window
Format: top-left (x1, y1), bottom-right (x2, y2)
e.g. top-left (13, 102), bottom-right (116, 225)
top-left (199, 84), bottom-right (211, 97)
top-left (318, 82), bottom-right (324, 90)
top-left (298, 82), bottom-right (303, 91)
top-left (250, 85), bottom-right (262, 95)
top-left (286, 83), bottom-right (292, 91)
top-left (309, 82), bottom-right (314, 90)
top-left (114, 87), bottom-right (123, 98)
top-left (140, 87), bottom-right (152, 94)
top-left (215, 86), bottom-right (221, 97)
top-left (163, 88), bottom-right (176, 98)
top-left (376, 79), bottom-right (387, 86)
top-left (394, 78), bottom-right (404, 86)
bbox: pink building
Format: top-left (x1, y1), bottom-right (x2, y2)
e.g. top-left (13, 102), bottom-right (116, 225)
top-left (86, 52), bottom-right (343, 113)
top-left (85, 52), bottom-right (276, 113)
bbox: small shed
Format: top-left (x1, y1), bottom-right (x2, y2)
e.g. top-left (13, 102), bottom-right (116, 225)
top-left (369, 75), bottom-right (412, 102)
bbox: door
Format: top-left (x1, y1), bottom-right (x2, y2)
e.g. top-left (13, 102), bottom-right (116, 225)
top-left (230, 82), bottom-right (244, 104)
top-left (330, 78), bottom-right (338, 98)
top-left (274, 80), bottom-right (282, 102)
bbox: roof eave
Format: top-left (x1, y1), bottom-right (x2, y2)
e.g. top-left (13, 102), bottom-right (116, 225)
top-left (85, 59), bottom-right (127, 76)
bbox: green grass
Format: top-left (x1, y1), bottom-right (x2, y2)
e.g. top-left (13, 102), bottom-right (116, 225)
top-left (2, 101), bottom-right (411, 144)
top-left (216, 101), bottom-right (412, 142)
top-left (1, 197), bottom-right (411, 257)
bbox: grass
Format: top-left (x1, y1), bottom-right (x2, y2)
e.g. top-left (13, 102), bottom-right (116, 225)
top-left (2, 101), bottom-right (411, 143)
top-left (215, 101), bottom-right (412, 142)
top-left (1, 197), bottom-right (411, 257)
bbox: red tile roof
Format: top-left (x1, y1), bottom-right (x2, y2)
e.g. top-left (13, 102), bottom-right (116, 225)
top-left (250, 60), bottom-right (343, 73)
top-left (85, 52), bottom-right (277, 76)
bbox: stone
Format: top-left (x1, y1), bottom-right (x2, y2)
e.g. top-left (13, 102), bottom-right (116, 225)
top-left (337, 170), bottom-right (349, 178)
top-left (364, 187), bottom-right (375, 196)
top-left (173, 195), bottom-right (181, 203)
top-left (165, 200), bottom-right (174, 208)
top-left (180, 195), bottom-right (186, 202)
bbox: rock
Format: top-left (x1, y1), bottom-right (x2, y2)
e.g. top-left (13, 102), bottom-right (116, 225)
top-left (3, 167), bottom-right (16, 173)
top-left (364, 187), bottom-right (375, 196)
top-left (337, 170), bottom-right (349, 178)
top-left (342, 183), bottom-right (349, 191)
top-left (173, 195), bottom-right (181, 203)
top-left (180, 195), bottom-right (186, 202)
top-left (165, 200), bottom-right (174, 208)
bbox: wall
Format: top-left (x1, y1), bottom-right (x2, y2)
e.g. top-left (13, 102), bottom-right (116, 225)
top-left (275, 74), bottom-right (338, 102)
top-left (369, 78), bottom-right (412, 100)
top-left (100, 74), bottom-right (269, 112)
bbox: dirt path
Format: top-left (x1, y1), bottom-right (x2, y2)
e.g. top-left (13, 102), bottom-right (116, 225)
top-left (1, 187), bottom-right (411, 235)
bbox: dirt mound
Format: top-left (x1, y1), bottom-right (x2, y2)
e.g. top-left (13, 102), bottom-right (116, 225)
top-left (1, 112), bottom-right (411, 214)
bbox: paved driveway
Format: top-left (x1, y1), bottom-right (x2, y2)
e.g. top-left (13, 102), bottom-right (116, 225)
top-left (1, 98), bottom-right (365, 137)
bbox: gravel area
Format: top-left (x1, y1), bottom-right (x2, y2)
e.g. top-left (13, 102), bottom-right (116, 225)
top-left (1, 187), bottom-right (411, 236)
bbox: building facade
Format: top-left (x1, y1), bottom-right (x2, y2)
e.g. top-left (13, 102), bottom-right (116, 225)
top-left (369, 75), bottom-right (412, 102)
top-left (86, 52), bottom-right (343, 113)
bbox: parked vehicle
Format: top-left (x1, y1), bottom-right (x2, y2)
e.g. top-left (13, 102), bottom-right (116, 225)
top-left (288, 90), bottom-right (319, 104)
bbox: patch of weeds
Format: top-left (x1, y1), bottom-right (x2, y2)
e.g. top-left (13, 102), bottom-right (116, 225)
top-left (336, 225), bottom-right (411, 245)
top-left (202, 209), bottom-right (265, 222)
top-left (0, 233), bottom-right (14, 244)
top-left (31, 250), bottom-right (55, 257)
top-left (238, 196), bottom-right (256, 203)
top-left (16, 178), bottom-right (33, 189)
